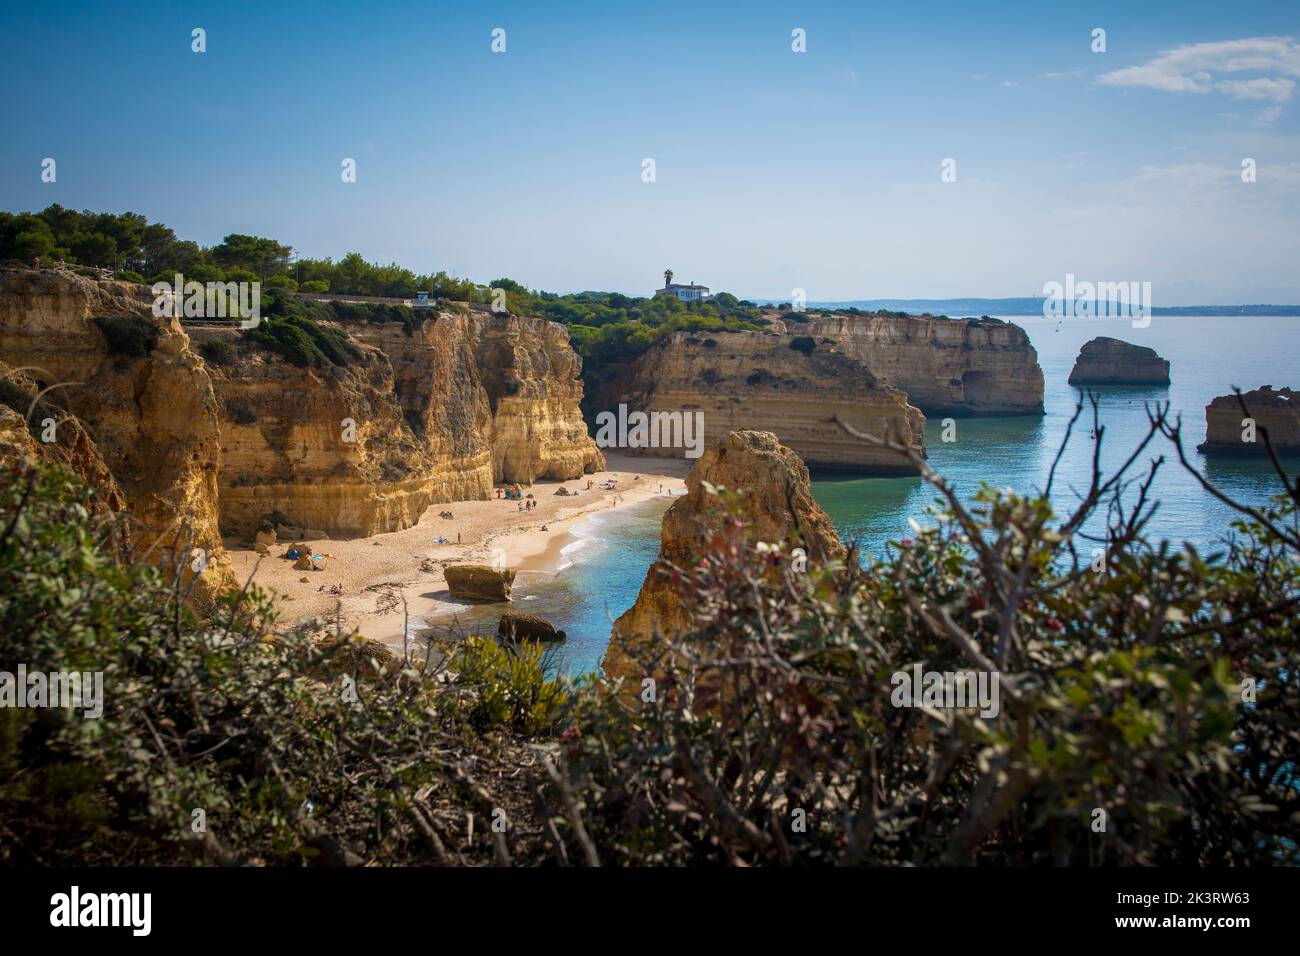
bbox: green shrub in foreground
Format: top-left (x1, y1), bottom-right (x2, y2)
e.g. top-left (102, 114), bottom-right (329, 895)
top-left (2, 401), bottom-right (1296, 866)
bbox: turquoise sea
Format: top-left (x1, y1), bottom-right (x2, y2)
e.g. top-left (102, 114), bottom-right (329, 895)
top-left (436, 315), bottom-right (1300, 678)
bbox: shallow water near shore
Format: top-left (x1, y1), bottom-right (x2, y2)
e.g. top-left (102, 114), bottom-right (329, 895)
top-left (421, 498), bottom-right (673, 678)
top-left (430, 315), bottom-right (1300, 678)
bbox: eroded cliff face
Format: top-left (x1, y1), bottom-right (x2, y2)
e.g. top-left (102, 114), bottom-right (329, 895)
top-left (612, 331), bottom-right (925, 472)
top-left (1198, 386), bottom-right (1300, 455)
top-left (603, 429), bottom-right (844, 684)
top-left (0, 271), bottom-right (605, 587)
top-left (0, 269), bottom-right (236, 600)
top-left (0, 364), bottom-right (126, 514)
top-left (193, 306), bottom-right (603, 538)
top-left (1068, 337), bottom-right (1170, 386)
top-left (196, 313), bottom-right (497, 539)
top-left (776, 313), bottom-right (1044, 416)
top-left (472, 313), bottom-right (606, 483)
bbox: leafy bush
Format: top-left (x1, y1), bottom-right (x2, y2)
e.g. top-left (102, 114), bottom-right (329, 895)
top-left (198, 339), bottom-right (238, 366)
top-left (265, 275), bottom-right (298, 292)
top-left (300, 280), bottom-right (329, 293)
top-left (3, 391), bottom-right (1295, 868)
top-left (560, 403), bottom-right (1300, 865)
top-left (246, 299), bottom-right (361, 368)
top-left (93, 315), bottom-right (159, 357)
top-left (0, 462), bottom-right (562, 865)
top-left (788, 335), bottom-right (816, 355)
top-left (440, 637), bottom-right (565, 734)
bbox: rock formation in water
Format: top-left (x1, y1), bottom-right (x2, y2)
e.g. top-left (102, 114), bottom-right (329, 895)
top-left (1197, 386), bottom-right (1300, 455)
top-left (498, 611), bottom-right (566, 642)
top-left (445, 564), bottom-right (516, 602)
top-left (603, 429), bottom-right (844, 683)
top-left (777, 312), bottom-right (1044, 416)
top-left (0, 269), bottom-right (236, 600)
top-left (611, 330), bottom-right (925, 472)
top-left (1067, 337), bottom-right (1170, 386)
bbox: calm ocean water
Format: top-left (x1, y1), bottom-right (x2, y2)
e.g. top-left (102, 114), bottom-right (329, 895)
top-left (437, 315), bottom-right (1300, 678)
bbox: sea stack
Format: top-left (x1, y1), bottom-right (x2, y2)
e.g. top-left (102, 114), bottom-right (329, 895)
top-left (1068, 337), bottom-right (1170, 386)
top-left (1197, 386), bottom-right (1300, 455)
top-left (603, 429), bottom-right (844, 684)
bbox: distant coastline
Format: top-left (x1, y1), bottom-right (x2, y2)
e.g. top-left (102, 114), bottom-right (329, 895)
top-left (763, 298), bottom-right (1300, 317)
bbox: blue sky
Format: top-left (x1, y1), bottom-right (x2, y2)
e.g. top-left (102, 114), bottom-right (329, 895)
top-left (2, 1), bottom-right (1298, 302)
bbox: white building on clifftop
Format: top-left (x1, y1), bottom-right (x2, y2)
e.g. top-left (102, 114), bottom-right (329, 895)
top-left (654, 269), bottom-right (709, 302)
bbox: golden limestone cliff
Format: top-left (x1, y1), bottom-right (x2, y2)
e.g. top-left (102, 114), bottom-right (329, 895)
top-left (0, 269), bottom-right (236, 600)
top-left (612, 330), bottom-right (925, 472)
top-left (1198, 386), bottom-right (1300, 455)
top-left (191, 306), bottom-right (603, 538)
top-left (193, 314), bottom-right (496, 539)
top-left (603, 429), bottom-right (844, 684)
top-left (0, 270), bottom-right (604, 563)
top-left (0, 363), bottom-right (127, 514)
top-left (776, 312), bottom-right (1045, 416)
top-left (472, 312), bottom-right (607, 483)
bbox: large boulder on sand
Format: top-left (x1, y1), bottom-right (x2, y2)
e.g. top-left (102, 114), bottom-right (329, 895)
top-left (254, 526), bottom-right (277, 555)
top-left (497, 611), bottom-right (566, 642)
top-left (445, 564), bottom-right (516, 602)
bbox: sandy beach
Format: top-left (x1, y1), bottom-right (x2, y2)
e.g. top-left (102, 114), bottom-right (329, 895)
top-left (225, 452), bottom-right (690, 647)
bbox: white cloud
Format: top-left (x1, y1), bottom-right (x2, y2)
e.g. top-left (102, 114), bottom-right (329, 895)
top-left (1097, 37), bottom-right (1300, 122)
top-left (1216, 77), bottom-right (1295, 101)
